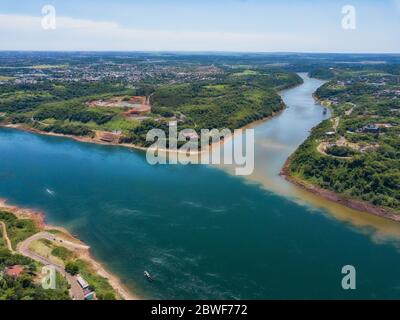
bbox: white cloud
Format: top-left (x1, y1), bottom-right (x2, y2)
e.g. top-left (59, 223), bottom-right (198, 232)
top-left (0, 14), bottom-right (316, 51)
top-left (1, 13), bottom-right (398, 53)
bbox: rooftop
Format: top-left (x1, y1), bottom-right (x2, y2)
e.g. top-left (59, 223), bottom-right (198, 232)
top-left (4, 265), bottom-right (25, 278)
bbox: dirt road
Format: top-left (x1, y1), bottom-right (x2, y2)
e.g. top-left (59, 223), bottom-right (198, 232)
top-left (0, 221), bottom-right (14, 252)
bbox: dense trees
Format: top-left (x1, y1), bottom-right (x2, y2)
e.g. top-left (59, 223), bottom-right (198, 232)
top-left (65, 261), bottom-right (79, 275)
top-left (151, 72), bottom-right (301, 131)
top-left (121, 119), bottom-right (169, 146)
top-left (34, 103), bottom-right (115, 125)
top-left (39, 121), bottom-right (93, 137)
top-left (309, 68), bottom-right (336, 80)
top-left (290, 147), bottom-right (400, 209)
top-left (0, 62), bottom-right (302, 146)
top-left (289, 67), bottom-right (400, 212)
top-left (0, 82), bottom-right (132, 113)
top-left (0, 249), bottom-right (70, 300)
top-left (326, 145), bottom-right (356, 157)
top-left (121, 72), bottom-right (302, 146)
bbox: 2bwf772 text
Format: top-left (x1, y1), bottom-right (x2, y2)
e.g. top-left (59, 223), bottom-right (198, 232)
top-left (151, 304), bottom-right (248, 317)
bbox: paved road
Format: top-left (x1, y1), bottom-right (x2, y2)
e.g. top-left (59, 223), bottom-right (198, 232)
top-left (17, 232), bottom-right (85, 300)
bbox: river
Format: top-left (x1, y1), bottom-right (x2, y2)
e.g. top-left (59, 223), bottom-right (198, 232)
top-left (1, 73), bottom-right (400, 299)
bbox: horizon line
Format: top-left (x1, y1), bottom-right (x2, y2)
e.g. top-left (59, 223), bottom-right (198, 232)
top-left (1, 50), bottom-right (400, 55)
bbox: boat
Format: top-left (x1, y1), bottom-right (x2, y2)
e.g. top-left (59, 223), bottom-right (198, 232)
top-left (46, 188), bottom-right (55, 196)
top-left (323, 108), bottom-right (328, 115)
top-left (144, 270), bottom-right (154, 282)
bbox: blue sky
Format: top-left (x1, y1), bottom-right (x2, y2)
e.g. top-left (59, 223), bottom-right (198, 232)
top-left (0, 0), bottom-right (399, 52)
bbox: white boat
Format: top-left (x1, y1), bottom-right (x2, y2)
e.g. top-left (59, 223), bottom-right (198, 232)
top-left (46, 188), bottom-right (55, 196)
top-left (144, 271), bottom-right (154, 281)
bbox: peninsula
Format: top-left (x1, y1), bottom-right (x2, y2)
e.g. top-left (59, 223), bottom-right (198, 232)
top-left (284, 66), bottom-right (400, 220)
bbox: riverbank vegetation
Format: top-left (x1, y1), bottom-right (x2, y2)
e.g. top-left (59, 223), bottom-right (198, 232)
top-left (31, 238), bottom-right (118, 300)
top-left (0, 210), bottom-right (70, 300)
top-left (0, 248), bottom-right (71, 300)
top-left (123, 72), bottom-right (302, 144)
top-left (288, 66), bottom-right (400, 213)
top-left (0, 211), bottom-right (38, 249)
top-left (0, 53), bottom-right (302, 147)
top-left (0, 209), bottom-right (120, 300)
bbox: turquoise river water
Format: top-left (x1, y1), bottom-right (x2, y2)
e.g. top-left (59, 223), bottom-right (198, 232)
top-left (1, 73), bottom-right (400, 299)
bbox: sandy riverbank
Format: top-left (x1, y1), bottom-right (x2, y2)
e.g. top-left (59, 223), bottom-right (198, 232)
top-left (1, 123), bottom-right (228, 157)
top-left (1, 124), bottom-right (150, 153)
top-left (0, 198), bottom-right (139, 300)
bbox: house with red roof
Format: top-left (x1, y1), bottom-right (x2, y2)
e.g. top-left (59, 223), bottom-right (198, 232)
top-left (4, 265), bottom-right (25, 278)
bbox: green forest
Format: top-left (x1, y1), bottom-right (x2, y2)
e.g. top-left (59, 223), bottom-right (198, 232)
top-left (0, 248), bottom-right (70, 300)
top-left (0, 69), bottom-right (302, 147)
top-left (0, 211), bottom-right (70, 300)
top-left (288, 67), bottom-right (400, 212)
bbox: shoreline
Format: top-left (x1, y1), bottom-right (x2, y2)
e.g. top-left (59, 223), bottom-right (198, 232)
top-left (1, 124), bottom-right (151, 153)
top-left (0, 123), bottom-right (239, 156)
top-left (280, 155), bottom-right (400, 222)
top-left (0, 198), bottom-right (139, 300)
top-left (0, 88), bottom-right (296, 300)
top-left (279, 81), bottom-right (399, 222)
top-left (4, 77), bottom-right (392, 230)
top-left (0, 78), bottom-right (304, 156)
top-left (0, 109), bottom-right (285, 157)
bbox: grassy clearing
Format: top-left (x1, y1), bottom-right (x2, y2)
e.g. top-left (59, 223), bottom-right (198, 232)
top-left (0, 76), bottom-right (14, 81)
top-left (28, 235), bottom-right (118, 300)
top-left (84, 114), bottom-right (140, 132)
top-left (203, 84), bottom-right (228, 93)
top-left (51, 246), bottom-right (74, 261)
top-left (230, 70), bottom-right (259, 76)
top-left (31, 64), bottom-right (68, 69)
top-left (0, 211), bottom-right (38, 249)
top-left (28, 239), bottom-right (64, 266)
